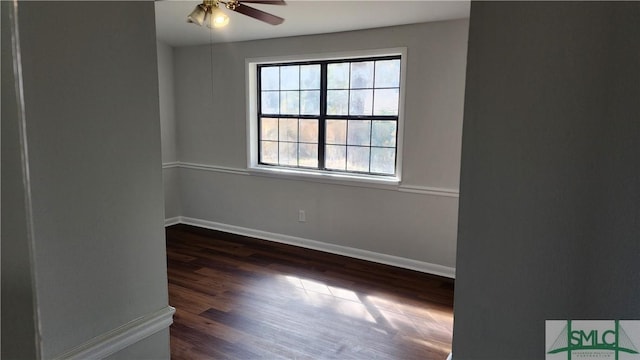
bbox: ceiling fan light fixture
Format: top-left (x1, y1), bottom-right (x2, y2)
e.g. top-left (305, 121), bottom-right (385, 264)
top-left (187, 0), bottom-right (284, 29)
top-left (187, 4), bottom-right (207, 26)
top-left (206, 5), bottom-right (230, 28)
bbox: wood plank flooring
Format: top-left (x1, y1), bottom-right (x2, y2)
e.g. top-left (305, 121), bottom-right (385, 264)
top-left (166, 224), bottom-right (454, 360)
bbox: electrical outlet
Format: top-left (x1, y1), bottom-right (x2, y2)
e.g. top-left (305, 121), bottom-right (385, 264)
top-left (298, 210), bottom-right (306, 222)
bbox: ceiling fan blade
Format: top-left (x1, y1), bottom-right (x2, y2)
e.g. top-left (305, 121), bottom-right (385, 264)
top-left (239, 0), bottom-right (286, 5)
top-left (234, 4), bottom-right (284, 25)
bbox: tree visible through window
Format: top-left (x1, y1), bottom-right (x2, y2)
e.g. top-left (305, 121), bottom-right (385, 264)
top-left (258, 55), bottom-right (401, 176)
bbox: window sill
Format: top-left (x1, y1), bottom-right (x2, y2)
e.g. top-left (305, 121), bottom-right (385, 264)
top-left (248, 165), bottom-right (400, 189)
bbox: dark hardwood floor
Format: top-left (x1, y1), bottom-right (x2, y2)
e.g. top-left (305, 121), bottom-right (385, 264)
top-left (166, 224), bottom-right (454, 360)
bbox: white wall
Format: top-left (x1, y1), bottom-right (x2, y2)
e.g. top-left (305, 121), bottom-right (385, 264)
top-left (157, 40), bottom-right (182, 220)
top-left (172, 20), bottom-right (468, 274)
top-left (2, 2), bottom-right (172, 358)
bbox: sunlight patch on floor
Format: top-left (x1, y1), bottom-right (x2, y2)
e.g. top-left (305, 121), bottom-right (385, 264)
top-left (368, 294), bottom-right (453, 322)
top-left (405, 334), bottom-right (453, 355)
top-left (281, 275), bottom-right (376, 323)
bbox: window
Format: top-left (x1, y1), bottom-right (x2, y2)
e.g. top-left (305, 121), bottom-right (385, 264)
top-left (248, 50), bottom-right (405, 182)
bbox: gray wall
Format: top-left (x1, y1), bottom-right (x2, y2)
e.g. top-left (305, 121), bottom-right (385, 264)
top-left (2, 1), bottom-right (171, 358)
top-left (1, 1), bottom-right (38, 358)
top-left (173, 20), bottom-right (468, 270)
top-left (158, 41), bottom-right (178, 164)
top-left (105, 328), bottom-right (171, 360)
top-left (157, 40), bottom-right (181, 219)
top-left (453, 2), bottom-right (640, 359)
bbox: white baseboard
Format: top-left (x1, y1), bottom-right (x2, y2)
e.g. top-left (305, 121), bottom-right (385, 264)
top-left (446, 352), bottom-right (453, 360)
top-left (164, 217), bottom-right (181, 227)
top-left (54, 306), bottom-right (175, 360)
top-left (167, 216), bottom-right (455, 279)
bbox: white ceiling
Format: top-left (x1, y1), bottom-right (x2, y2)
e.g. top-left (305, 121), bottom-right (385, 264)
top-left (155, 0), bottom-right (470, 47)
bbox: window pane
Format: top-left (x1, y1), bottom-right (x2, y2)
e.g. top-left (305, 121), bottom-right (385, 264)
top-left (326, 119), bottom-right (346, 145)
top-left (300, 90), bottom-right (320, 115)
top-left (260, 117), bottom-right (278, 141)
top-left (327, 90), bottom-right (349, 115)
top-left (349, 89), bottom-right (373, 115)
top-left (260, 141), bottom-right (278, 164)
top-left (371, 120), bottom-right (397, 147)
top-left (347, 120), bottom-right (371, 146)
top-left (261, 91), bottom-right (279, 114)
top-left (327, 63), bottom-right (349, 89)
top-left (257, 56), bottom-right (400, 177)
top-left (350, 61), bottom-right (374, 89)
top-left (280, 91), bottom-right (299, 115)
top-left (300, 65), bottom-right (320, 90)
top-left (347, 146), bottom-right (370, 172)
top-left (261, 67), bottom-right (279, 90)
top-left (279, 142), bottom-right (297, 166)
top-left (299, 143), bottom-right (318, 168)
top-left (370, 148), bottom-right (395, 174)
top-left (299, 119), bottom-right (318, 143)
top-left (373, 88), bottom-right (399, 115)
top-left (374, 59), bottom-right (401, 88)
top-left (279, 118), bottom-right (298, 142)
top-left (325, 145), bottom-right (346, 170)
top-left (280, 65), bottom-right (299, 90)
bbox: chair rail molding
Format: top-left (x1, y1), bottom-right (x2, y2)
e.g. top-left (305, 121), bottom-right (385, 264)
top-left (53, 306), bottom-right (175, 360)
top-left (165, 161), bottom-right (460, 198)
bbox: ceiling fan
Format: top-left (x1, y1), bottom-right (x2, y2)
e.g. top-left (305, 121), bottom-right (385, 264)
top-left (188, 0), bottom-right (286, 28)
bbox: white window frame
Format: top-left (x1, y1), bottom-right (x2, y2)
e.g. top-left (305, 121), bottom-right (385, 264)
top-left (246, 48), bottom-right (407, 186)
